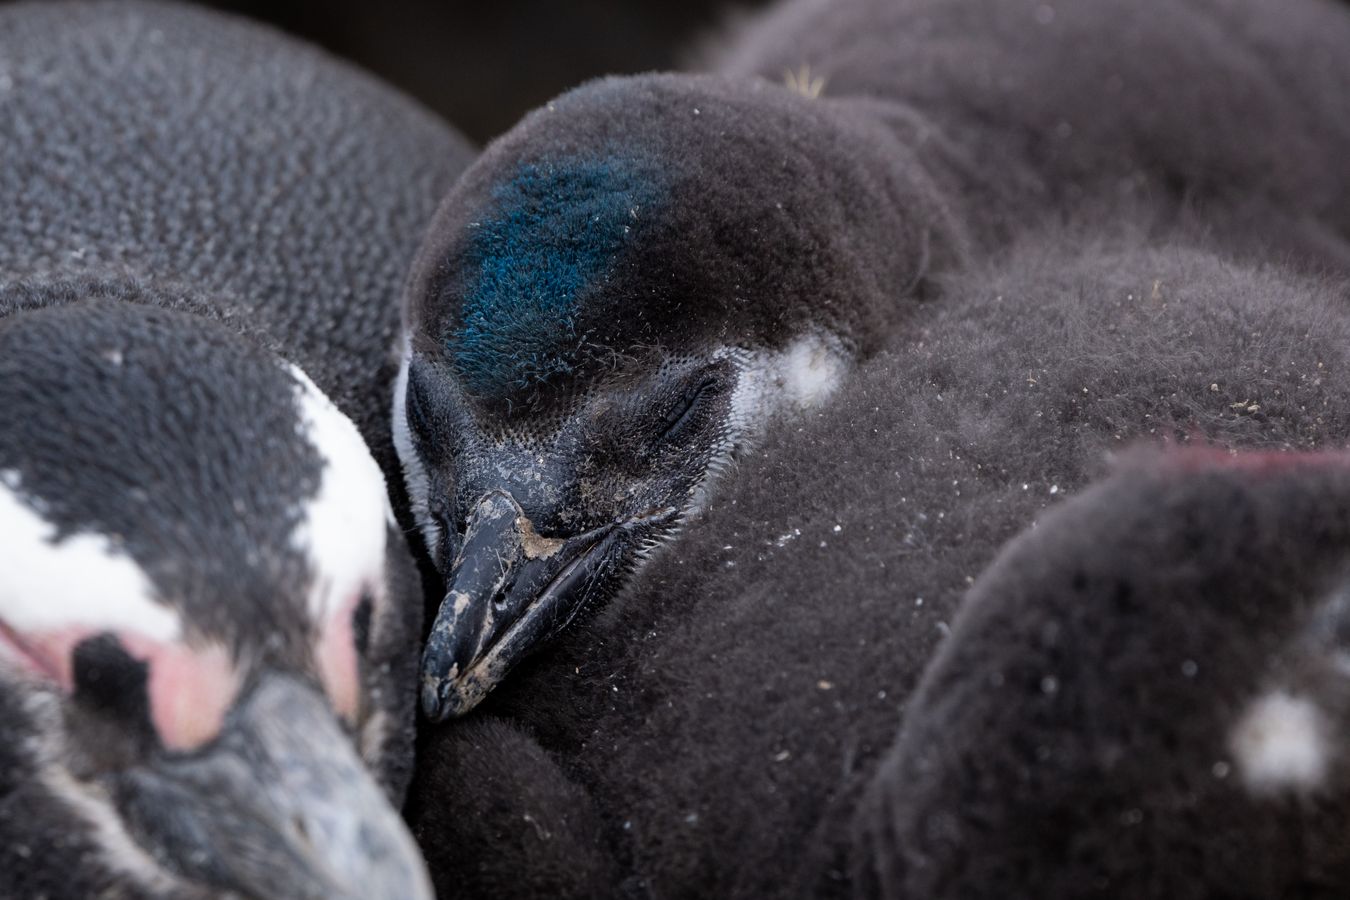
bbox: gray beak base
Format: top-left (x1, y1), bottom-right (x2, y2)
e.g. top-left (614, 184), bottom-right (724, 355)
top-left (116, 676), bottom-right (433, 900)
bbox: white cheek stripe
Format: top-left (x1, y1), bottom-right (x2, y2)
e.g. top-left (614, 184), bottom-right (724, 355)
top-left (285, 365), bottom-right (391, 629)
top-left (0, 471), bottom-right (179, 643)
top-left (391, 342), bottom-right (442, 560)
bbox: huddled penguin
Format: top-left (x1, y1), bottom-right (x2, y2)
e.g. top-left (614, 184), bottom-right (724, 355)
top-left (408, 233), bottom-right (1350, 897)
top-left (0, 2), bottom-right (473, 897)
top-left (400, 0), bottom-right (1350, 717)
top-left (856, 446), bottom-right (1350, 899)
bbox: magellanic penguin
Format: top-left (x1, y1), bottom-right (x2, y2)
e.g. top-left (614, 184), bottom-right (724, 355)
top-left (401, 0), bottom-right (1350, 719)
top-left (0, 2), bottom-right (473, 897)
top-left (407, 234), bottom-right (1350, 898)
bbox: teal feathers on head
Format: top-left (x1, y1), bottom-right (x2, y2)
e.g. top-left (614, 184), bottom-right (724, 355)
top-left (450, 154), bottom-right (665, 399)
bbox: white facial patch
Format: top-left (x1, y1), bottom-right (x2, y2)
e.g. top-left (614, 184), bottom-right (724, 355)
top-left (1230, 690), bottom-right (1329, 794)
top-left (0, 471), bottom-right (178, 680)
top-left (1, 472), bottom-right (245, 750)
top-left (391, 343), bottom-right (441, 560)
top-left (287, 365), bottom-right (391, 717)
top-left (678, 332), bottom-right (849, 519)
top-left (723, 331), bottom-right (848, 451)
top-left (729, 332), bottom-right (848, 433)
top-left (775, 332), bottom-right (847, 408)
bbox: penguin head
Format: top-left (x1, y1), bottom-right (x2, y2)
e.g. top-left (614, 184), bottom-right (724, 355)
top-left (0, 297), bottom-right (431, 899)
top-left (400, 73), bottom-right (957, 719)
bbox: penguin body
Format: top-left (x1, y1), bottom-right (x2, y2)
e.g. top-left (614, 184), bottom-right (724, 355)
top-left (410, 231), bottom-right (1350, 897)
top-left (0, 0), bottom-right (471, 471)
top-left (403, 0), bottom-right (1350, 715)
top-left (0, 3), bottom-right (473, 897)
top-left (710, 0), bottom-right (1350, 262)
top-left (857, 446), bottom-right (1350, 899)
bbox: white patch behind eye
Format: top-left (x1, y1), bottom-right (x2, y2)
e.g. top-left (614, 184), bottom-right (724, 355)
top-left (1230, 690), bottom-right (1328, 793)
top-left (0, 471), bottom-right (178, 648)
top-left (681, 332), bottom-right (849, 519)
top-left (391, 343), bottom-right (442, 561)
top-left (776, 332), bottom-right (846, 408)
top-left (286, 366), bottom-right (390, 628)
top-left (730, 332), bottom-right (848, 430)
top-left (724, 331), bottom-right (849, 448)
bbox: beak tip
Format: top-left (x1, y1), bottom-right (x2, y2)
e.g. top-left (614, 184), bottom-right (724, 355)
top-left (419, 661), bottom-right (488, 722)
top-left (420, 677), bottom-right (447, 722)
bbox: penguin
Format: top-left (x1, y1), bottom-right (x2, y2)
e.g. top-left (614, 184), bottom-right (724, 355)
top-left (402, 0), bottom-right (1350, 719)
top-left (854, 445), bottom-right (1350, 900)
top-left (407, 232), bottom-right (1350, 897)
top-left (0, 2), bottom-right (473, 896)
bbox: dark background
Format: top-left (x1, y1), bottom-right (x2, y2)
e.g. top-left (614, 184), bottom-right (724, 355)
top-left (198, 0), bottom-right (767, 144)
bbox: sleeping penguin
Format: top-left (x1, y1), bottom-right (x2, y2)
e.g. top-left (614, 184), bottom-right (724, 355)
top-left (856, 446), bottom-right (1350, 899)
top-left (402, 0), bottom-right (1350, 719)
top-left (0, 2), bottom-right (473, 896)
top-left (407, 233), bottom-right (1350, 897)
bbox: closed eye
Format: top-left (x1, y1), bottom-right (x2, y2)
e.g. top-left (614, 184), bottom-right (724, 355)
top-left (659, 376), bottom-right (720, 443)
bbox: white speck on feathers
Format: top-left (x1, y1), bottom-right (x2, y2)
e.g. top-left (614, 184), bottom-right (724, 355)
top-left (1231, 691), bottom-right (1328, 793)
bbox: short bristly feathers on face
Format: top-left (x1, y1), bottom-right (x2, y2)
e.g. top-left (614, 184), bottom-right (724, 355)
top-left (401, 0), bottom-right (1350, 721)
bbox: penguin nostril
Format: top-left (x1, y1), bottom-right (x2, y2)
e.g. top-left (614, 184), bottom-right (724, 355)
top-left (292, 814), bottom-right (312, 849)
top-left (493, 572), bottom-right (518, 612)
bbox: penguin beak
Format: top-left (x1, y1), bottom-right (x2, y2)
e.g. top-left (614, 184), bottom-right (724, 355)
top-left (117, 675), bottom-right (433, 900)
top-left (421, 490), bottom-right (668, 722)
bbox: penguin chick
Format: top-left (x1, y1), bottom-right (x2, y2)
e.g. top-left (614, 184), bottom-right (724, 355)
top-left (401, 71), bottom-right (956, 719)
top-left (403, 0), bottom-right (1350, 719)
top-left (857, 447), bottom-right (1350, 899)
top-left (408, 233), bottom-right (1350, 898)
top-left (0, 1), bottom-right (474, 896)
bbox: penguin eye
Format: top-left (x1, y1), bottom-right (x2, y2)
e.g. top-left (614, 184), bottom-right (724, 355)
top-left (406, 359), bottom-right (469, 449)
top-left (658, 376), bottom-right (721, 443)
top-left (351, 593), bottom-right (374, 659)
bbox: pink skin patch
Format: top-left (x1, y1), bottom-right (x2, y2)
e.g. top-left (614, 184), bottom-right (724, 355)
top-left (127, 636), bottom-right (241, 752)
top-left (0, 620), bottom-right (83, 686)
top-left (317, 591), bottom-right (365, 724)
top-left (0, 624), bottom-right (241, 752)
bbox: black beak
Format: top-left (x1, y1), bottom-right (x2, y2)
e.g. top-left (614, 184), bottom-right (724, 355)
top-left (116, 676), bottom-right (433, 900)
top-left (420, 490), bottom-right (636, 722)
